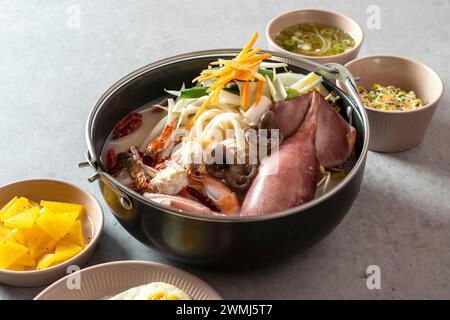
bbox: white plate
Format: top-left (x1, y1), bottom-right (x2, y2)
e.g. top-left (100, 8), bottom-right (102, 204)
top-left (34, 260), bottom-right (222, 300)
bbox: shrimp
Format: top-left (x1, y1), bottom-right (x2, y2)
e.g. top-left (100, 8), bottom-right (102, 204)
top-left (193, 174), bottom-right (240, 215)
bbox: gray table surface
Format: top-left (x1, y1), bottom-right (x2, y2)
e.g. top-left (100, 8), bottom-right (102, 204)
top-left (0, 0), bottom-right (449, 300)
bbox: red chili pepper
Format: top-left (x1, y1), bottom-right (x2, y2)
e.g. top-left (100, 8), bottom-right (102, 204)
top-left (106, 149), bottom-right (117, 170)
top-left (113, 113), bottom-right (143, 139)
top-left (106, 149), bottom-right (127, 176)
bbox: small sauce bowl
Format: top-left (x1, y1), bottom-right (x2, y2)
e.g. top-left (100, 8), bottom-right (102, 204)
top-left (343, 55), bottom-right (444, 152)
top-left (266, 9), bottom-right (364, 65)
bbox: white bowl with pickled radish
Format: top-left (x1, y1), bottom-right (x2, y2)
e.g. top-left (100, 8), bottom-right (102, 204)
top-left (0, 179), bottom-right (103, 287)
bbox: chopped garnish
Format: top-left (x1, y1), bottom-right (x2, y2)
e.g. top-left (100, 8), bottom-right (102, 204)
top-left (358, 84), bottom-right (423, 111)
top-left (290, 72), bottom-right (323, 95)
top-left (257, 68), bottom-right (274, 81)
top-left (189, 32), bottom-right (271, 127)
top-left (286, 87), bottom-right (300, 100)
top-left (179, 87), bottom-right (209, 99)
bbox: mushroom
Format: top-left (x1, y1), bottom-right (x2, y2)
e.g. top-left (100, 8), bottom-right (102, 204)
top-left (206, 163), bottom-right (226, 179)
top-left (205, 144), bottom-right (234, 179)
top-left (224, 164), bottom-right (258, 192)
top-left (258, 110), bottom-right (276, 130)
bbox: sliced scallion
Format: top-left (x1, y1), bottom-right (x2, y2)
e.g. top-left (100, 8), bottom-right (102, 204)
top-left (258, 68), bottom-right (274, 81)
top-left (179, 87), bottom-right (209, 99)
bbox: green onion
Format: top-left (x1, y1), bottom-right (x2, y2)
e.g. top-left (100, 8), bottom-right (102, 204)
top-left (286, 87), bottom-right (300, 100)
top-left (223, 84), bottom-right (240, 95)
top-left (258, 68), bottom-right (274, 80)
top-left (179, 87), bottom-right (209, 99)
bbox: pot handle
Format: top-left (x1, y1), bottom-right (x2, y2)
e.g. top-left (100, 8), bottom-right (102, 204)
top-left (315, 63), bottom-right (365, 124)
top-left (78, 151), bottom-right (133, 210)
top-left (78, 151), bottom-right (101, 182)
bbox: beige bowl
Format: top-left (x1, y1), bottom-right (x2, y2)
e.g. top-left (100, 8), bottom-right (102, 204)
top-left (266, 9), bottom-right (364, 65)
top-left (343, 55), bottom-right (444, 152)
top-left (35, 260), bottom-right (222, 300)
top-left (0, 179), bottom-right (103, 287)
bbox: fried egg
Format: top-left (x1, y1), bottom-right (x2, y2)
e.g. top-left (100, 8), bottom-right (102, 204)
top-left (109, 282), bottom-right (192, 300)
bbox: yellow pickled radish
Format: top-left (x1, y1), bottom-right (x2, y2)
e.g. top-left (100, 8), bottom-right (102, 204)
top-left (0, 197), bottom-right (19, 218)
top-left (7, 265), bottom-right (27, 271)
top-left (62, 220), bottom-right (85, 247)
top-left (4, 206), bottom-right (39, 229)
top-left (36, 208), bottom-right (78, 241)
top-left (0, 197), bottom-right (29, 222)
top-left (39, 200), bottom-right (83, 219)
top-left (36, 253), bottom-right (56, 270)
top-left (23, 225), bottom-right (57, 259)
top-left (11, 228), bottom-right (27, 245)
top-left (0, 196), bottom-right (87, 271)
top-left (13, 252), bottom-right (36, 267)
top-left (54, 240), bottom-right (83, 263)
top-left (29, 200), bottom-right (41, 209)
top-left (0, 225), bottom-right (15, 243)
top-left (0, 242), bottom-right (28, 269)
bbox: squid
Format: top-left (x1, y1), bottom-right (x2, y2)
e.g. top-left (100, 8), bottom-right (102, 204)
top-left (271, 91), bottom-right (356, 168)
top-left (241, 92), bottom-right (320, 216)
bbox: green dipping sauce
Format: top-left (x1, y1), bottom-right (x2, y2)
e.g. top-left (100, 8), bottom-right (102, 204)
top-left (275, 23), bottom-right (355, 56)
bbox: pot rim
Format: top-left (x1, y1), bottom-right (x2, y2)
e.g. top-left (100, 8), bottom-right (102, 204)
top-left (85, 49), bottom-right (369, 223)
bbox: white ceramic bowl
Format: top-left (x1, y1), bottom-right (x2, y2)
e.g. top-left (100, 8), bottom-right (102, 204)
top-left (266, 9), bottom-right (364, 65)
top-left (0, 179), bottom-right (103, 287)
top-left (343, 55), bottom-right (444, 152)
top-left (35, 260), bottom-right (222, 300)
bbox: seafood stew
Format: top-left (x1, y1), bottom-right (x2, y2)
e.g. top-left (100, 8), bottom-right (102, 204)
top-left (101, 33), bottom-right (357, 217)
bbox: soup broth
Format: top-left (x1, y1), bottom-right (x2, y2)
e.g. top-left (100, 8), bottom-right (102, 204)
top-left (275, 23), bottom-right (355, 56)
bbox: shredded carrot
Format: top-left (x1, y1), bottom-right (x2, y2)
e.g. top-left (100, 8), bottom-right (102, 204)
top-left (240, 47), bottom-right (261, 59)
top-left (188, 32), bottom-right (272, 127)
top-left (237, 32), bottom-right (259, 59)
top-left (220, 61), bottom-right (265, 82)
top-left (240, 53), bottom-right (272, 64)
top-left (208, 71), bottom-right (235, 91)
top-left (187, 95), bottom-right (212, 130)
top-left (255, 80), bottom-right (264, 105)
top-left (247, 60), bottom-right (266, 70)
top-left (193, 68), bottom-right (228, 82)
top-left (242, 81), bottom-right (250, 111)
top-left (211, 84), bottom-right (223, 104)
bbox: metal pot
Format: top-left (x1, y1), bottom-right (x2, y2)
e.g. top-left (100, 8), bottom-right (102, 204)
top-left (80, 50), bottom-right (369, 268)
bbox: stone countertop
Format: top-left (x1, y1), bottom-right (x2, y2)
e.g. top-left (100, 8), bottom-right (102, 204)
top-left (0, 0), bottom-right (449, 299)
